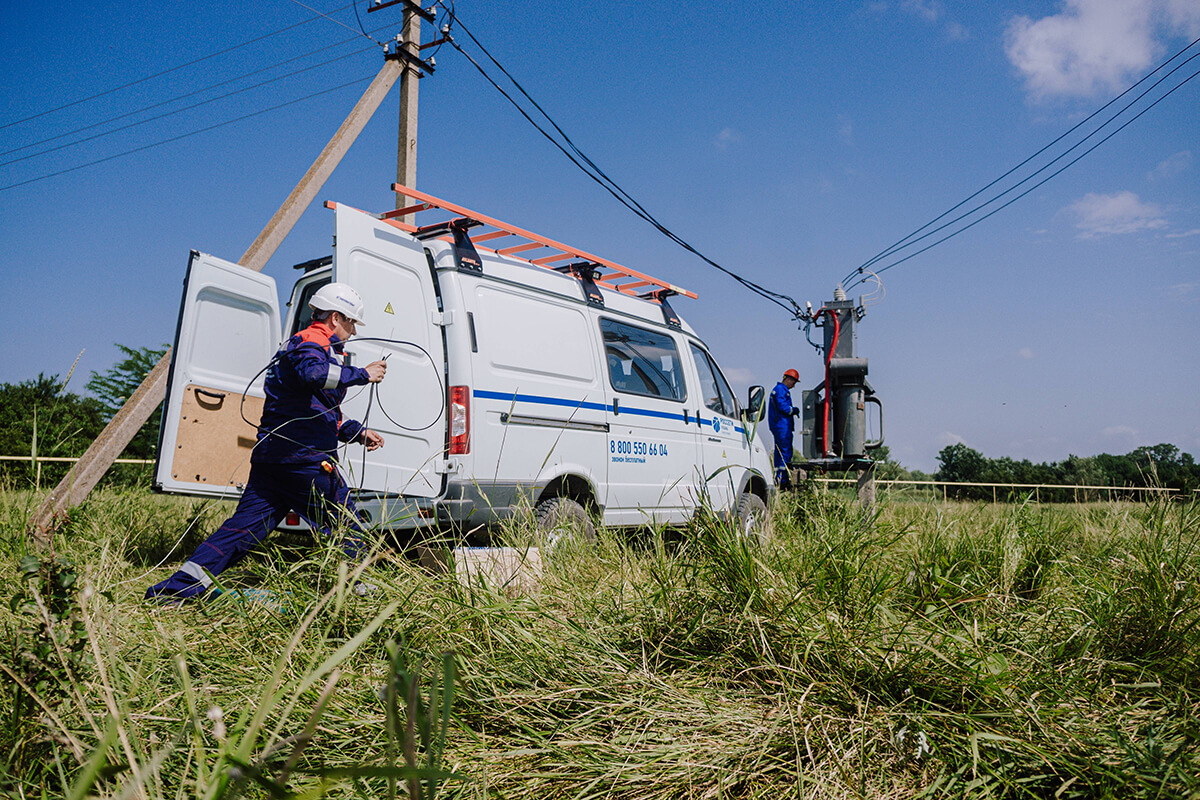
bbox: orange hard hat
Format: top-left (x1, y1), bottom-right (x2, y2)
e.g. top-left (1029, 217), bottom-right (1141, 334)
top-left (783, 369), bottom-right (799, 380)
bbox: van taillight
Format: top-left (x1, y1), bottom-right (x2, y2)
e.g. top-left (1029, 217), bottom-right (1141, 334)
top-left (449, 386), bottom-right (470, 454)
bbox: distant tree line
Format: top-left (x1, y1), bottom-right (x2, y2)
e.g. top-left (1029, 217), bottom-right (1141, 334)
top-left (931, 442), bottom-right (1199, 500)
top-left (3, 346), bottom-right (1197, 501)
top-left (0, 345), bottom-right (167, 489)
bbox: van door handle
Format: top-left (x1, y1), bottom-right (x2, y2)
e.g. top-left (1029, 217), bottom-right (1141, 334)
top-left (707, 437), bottom-right (721, 443)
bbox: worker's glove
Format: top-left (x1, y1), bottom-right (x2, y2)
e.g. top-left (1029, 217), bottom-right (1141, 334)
top-left (791, 407), bottom-right (800, 417)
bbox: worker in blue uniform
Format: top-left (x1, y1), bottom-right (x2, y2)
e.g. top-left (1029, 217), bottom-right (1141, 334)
top-left (768, 368), bottom-right (801, 490)
top-left (146, 283), bottom-right (388, 601)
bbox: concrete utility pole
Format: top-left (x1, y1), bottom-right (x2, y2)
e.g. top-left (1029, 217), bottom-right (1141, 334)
top-left (395, 4), bottom-right (421, 217)
top-left (28, 56), bottom-right (404, 550)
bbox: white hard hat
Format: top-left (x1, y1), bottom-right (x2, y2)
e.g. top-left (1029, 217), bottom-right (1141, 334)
top-left (309, 282), bottom-right (366, 326)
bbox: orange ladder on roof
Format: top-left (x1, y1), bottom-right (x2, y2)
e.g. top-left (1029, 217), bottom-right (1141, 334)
top-left (326, 184), bottom-right (697, 301)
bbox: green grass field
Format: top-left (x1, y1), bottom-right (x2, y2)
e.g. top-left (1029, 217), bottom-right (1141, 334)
top-left (2, 486), bottom-right (1198, 799)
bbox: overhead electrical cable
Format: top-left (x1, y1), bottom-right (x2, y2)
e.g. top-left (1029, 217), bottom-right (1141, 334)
top-left (285, 0), bottom-right (383, 45)
top-left (0, 23), bottom-right (394, 161)
top-left (846, 44), bottom-right (1200, 289)
top-left (0, 3), bottom-right (357, 132)
top-left (845, 33), bottom-right (1200, 285)
top-left (353, 0), bottom-right (371, 40)
top-left (843, 35), bottom-right (1200, 290)
top-left (0, 46), bottom-right (378, 168)
top-left (435, 2), bottom-right (802, 317)
top-left (857, 61), bottom-right (1200, 284)
top-left (0, 76), bottom-right (371, 193)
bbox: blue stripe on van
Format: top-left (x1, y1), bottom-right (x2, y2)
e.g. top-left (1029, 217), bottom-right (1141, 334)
top-left (474, 388), bottom-right (745, 433)
top-left (473, 389), bottom-right (608, 413)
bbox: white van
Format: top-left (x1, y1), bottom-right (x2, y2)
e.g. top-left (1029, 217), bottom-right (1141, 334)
top-left (154, 189), bottom-right (774, 540)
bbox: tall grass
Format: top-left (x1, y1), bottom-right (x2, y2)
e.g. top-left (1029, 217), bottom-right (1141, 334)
top-left (1, 485), bottom-right (1198, 798)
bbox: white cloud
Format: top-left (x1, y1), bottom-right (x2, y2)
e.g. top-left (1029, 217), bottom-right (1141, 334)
top-left (1067, 190), bottom-right (1167, 237)
top-left (1148, 150), bottom-right (1193, 181)
top-left (898, 0), bottom-right (969, 40)
top-left (1166, 228), bottom-right (1200, 239)
top-left (903, 0), bottom-right (942, 22)
top-left (1165, 0), bottom-right (1200, 34)
top-left (945, 21), bottom-right (971, 41)
top-left (1170, 281), bottom-right (1198, 297)
top-left (1018, 347), bottom-right (1035, 359)
top-left (714, 127), bottom-right (742, 150)
top-left (1003, 0), bottom-right (1196, 99)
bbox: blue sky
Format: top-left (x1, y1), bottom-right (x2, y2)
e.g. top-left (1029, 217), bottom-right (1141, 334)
top-left (1, 0), bottom-right (1197, 472)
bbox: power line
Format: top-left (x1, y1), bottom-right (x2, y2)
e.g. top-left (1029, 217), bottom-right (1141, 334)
top-left (285, 0), bottom-right (383, 45)
top-left (857, 62), bottom-right (1200, 284)
top-left (0, 3), bottom-right (357, 132)
top-left (843, 35), bottom-right (1200, 290)
top-left (0, 47), bottom-right (377, 169)
top-left (0, 76), bottom-right (371, 193)
top-left (1, 24), bottom-right (394, 161)
top-left (436, 3), bottom-right (803, 318)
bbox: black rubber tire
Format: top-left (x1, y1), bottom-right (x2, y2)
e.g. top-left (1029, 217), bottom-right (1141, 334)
top-left (734, 492), bottom-right (770, 544)
top-left (533, 496), bottom-right (597, 551)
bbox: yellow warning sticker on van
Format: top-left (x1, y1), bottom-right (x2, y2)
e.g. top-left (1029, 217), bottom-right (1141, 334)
top-left (384, 302), bottom-right (394, 315)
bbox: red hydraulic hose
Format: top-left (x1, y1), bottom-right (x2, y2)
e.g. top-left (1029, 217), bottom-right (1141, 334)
top-left (820, 308), bottom-right (840, 456)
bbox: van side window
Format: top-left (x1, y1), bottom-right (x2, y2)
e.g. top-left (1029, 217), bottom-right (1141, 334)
top-left (689, 343), bottom-right (739, 418)
top-left (600, 319), bottom-right (686, 402)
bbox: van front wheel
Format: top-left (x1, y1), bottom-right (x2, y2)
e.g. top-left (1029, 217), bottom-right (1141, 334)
top-left (534, 497), bottom-right (597, 551)
top-left (735, 492), bottom-right (770, 544)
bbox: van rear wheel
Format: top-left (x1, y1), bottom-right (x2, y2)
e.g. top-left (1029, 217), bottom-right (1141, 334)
top-left (534, 497), bottom-right (596, 551)
top-left (735, 492), bottom-right (770, 544)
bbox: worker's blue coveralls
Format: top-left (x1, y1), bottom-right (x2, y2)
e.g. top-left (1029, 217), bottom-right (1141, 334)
top-left (146, 321), bottom-right (373, 601)
top-left (768, 381), bottom-right (796, 489)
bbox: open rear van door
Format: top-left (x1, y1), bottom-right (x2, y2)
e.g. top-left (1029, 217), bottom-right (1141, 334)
top-left (331, 205), bottom-right (447, 499)
top-left (154, 251), bottom-right (281, 498)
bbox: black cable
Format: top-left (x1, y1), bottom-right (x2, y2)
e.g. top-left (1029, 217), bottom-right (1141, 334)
top-left (845, 45), bottom-right (1200, 289)
top-left (425, 0), bottom-right (453, 59)
top-left (843, 35), bottom-right (1200, 289)
top-left (237, 333), bottom-right (444, 490)
top-left (1, 47), bottom-right (376, 169)
top-left (857, 62), bottom-right (1200, 285)
top-left (343, 337), bottom-right (446, 432)
top-left (353, 0), bottom-right (370, 39)
top-left (239, 336), bottom-right (444, 452)
top-left (0, 24), bottom-right (395, 161)
top-left (285, 0), bottom-right (384, 45)
top-left (441, 7), bottom-right (799, 312)
top-left (0, 76), bottom-right (371, 193)
top-left (436, 4), bottom-right (803, 319)
top-left (0, 3), bottom-right (357, 132)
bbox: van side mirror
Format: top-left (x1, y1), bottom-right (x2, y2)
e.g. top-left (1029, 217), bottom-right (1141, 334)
top-left (745, 385), bottom-right (765, 421)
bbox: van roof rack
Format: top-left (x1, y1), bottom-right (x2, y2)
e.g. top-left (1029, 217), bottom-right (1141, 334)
top-left (325, 185), bottom-right (697, 300)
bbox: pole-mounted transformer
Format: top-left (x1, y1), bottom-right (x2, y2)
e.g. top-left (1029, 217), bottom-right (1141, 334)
top-left (797, 286), bottom-right (885, 489)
